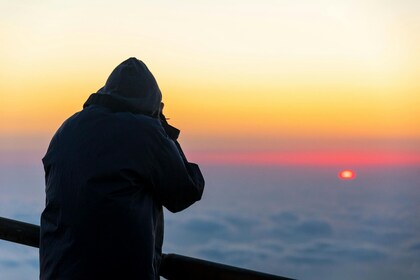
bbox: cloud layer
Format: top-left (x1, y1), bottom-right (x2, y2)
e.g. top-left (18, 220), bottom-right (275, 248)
top-left (163, 165), bottom-right (420, 280)
top-left (1, 164), bottom-right (419, 280)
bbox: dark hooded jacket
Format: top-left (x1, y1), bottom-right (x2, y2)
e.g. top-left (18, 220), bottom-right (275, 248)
top-left (40, 58), bottom-right (204, 280)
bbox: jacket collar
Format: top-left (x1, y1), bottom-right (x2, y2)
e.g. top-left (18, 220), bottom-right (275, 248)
top-left (83, 93), bottom-right (156, 117)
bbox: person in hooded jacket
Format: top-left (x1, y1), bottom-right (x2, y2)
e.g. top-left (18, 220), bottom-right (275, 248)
top-left (39, 57), bottom-right (205, 280)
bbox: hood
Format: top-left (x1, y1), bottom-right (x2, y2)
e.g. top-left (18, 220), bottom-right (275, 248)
top-left (85, 57), bottom-right (162, 116)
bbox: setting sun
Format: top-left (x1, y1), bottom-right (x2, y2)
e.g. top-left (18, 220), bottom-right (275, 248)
top-left (339, 170), bottom-right (356, 180)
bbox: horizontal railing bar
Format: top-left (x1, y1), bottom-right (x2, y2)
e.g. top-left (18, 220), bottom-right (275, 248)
top-left (0, 217), bottom-right (40, 248)
top-left (160, 253), bottom-right (295, 280)
top-left (0, 216), bottom-right (295, 280)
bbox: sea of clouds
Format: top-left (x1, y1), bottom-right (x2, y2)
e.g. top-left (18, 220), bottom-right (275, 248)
top-left (0, 164), bottom-right (419, 280)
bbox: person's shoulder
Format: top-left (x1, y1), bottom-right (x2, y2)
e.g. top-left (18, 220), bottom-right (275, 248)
top-left (55, 110), bottom-right (82, 133)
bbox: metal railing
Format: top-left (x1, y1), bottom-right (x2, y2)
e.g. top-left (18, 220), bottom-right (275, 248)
top-left (0, 216), bottom-right (294, 280)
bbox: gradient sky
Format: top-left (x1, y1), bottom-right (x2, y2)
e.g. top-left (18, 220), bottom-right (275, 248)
top-left (1, 0), bottom-right (419, 166)
top-left (1, 3), bottom-right (420, 279)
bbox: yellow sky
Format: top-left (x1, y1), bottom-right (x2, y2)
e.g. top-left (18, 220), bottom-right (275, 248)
top-left (1, 1), bottom-right (419, 161)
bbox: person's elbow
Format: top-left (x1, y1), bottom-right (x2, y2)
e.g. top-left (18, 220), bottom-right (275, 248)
top-left (164, 181), bottom-right (204, 213)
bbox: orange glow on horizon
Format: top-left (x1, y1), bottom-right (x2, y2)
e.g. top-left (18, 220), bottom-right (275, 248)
top-left (188, 151), bottom-right (420, 166)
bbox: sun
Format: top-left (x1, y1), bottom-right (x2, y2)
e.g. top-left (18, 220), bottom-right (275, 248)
top-left (338, 170), bottom-right (356, 180)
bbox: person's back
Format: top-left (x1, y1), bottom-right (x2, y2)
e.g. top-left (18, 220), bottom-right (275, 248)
top-left (40, 58), bottom-right (205, 280)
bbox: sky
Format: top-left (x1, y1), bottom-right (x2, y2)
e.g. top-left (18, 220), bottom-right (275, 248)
top-left (1, 0), bottom-right (419, 167)
top-left (1, 1), bottom-right (420, 279)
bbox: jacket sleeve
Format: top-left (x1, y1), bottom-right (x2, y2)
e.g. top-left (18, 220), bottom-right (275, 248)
top-left (146, 122), bottom-right (205, 213)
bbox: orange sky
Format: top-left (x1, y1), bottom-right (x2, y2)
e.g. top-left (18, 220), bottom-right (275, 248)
top-left (1, 1), bottom-right (419, 165)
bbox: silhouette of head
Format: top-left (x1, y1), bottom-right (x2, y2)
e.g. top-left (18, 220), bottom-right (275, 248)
top-left (97, 57), bottom-right (162, 116)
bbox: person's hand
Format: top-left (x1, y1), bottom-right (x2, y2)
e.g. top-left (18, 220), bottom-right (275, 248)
top-left (159, 102), bottom-right (164, 117)
top-left (159, 103), bottom-right (180, 140)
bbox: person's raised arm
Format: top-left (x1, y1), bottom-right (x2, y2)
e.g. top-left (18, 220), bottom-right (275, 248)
top-left (147, 114), bottom-right (204, 213)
